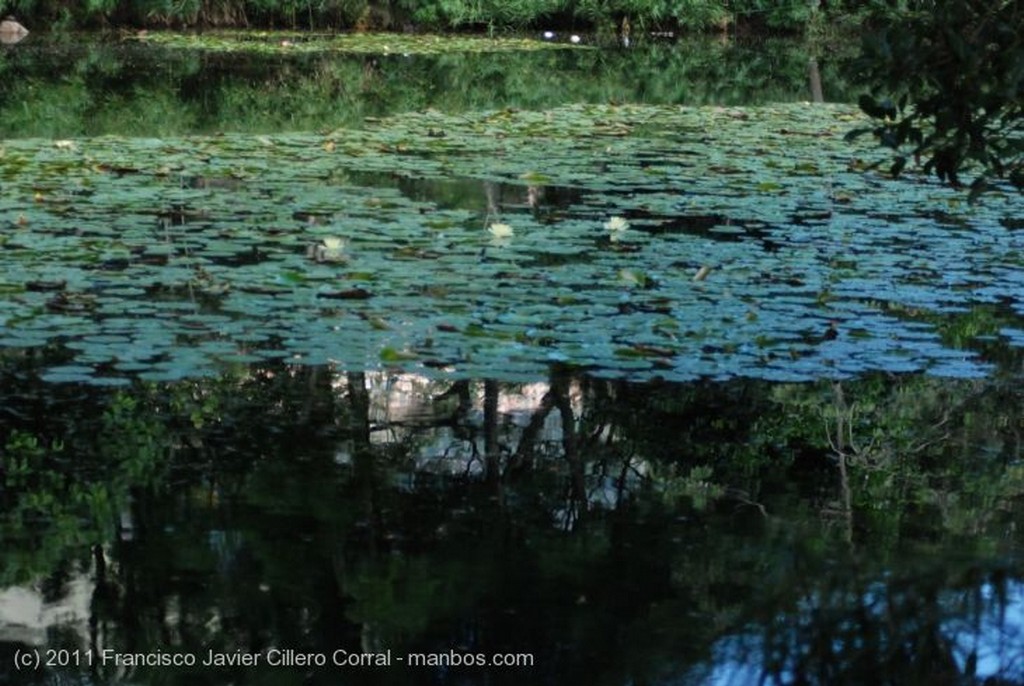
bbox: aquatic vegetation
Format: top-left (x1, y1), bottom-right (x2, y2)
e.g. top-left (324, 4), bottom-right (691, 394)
top-left (307, 236), bottom-right (347, 262)
top-left (1, 103), bottom-right (1021, 386)
top-left (0, 0), bottom-right (853, 33)
top-left (0, 37), bottom-right (861, 138)
top-left (488, 222), bottom-right (514, 238)
top-left (604, 215), bottom-right (629, 242)
top-left (138, 30), bottom-right (588, 55)
top-left (604, 216), bottom-right (629, 232)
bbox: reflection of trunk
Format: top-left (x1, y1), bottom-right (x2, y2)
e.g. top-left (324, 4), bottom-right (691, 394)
top-left (347, 372), bottom-right (371, 444)
top-left (437, 380), bottom-right (472, 426)
top-left (347, 372), bottom-right (384, 553)
top-left (508, 390), bottom-right (556, 474)
top-left (484, 181), bottom-right (499, 219)
top-left (552, 375), bottom-right (586, 517)
top-left (483, 380), bottom-right (501, 490)
top-left (832, 382), bottom-right (853, 545)
top-left (282, 365), bottom-right (340, 428)
top-left (90, 544), bottom-right (114, 670)
top-left (808, 58), bottom-right (824, 103)
top-left (300, 366), bottom-right (318, 424)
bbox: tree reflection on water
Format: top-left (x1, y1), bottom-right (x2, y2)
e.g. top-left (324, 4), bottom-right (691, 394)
top-left (1, 364), bottom-right (1023, 684)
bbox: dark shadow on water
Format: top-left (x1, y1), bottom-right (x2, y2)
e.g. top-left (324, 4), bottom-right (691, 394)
top-left (343, 169), bottom-right (585, 219)
top-left (1, 358), bottom-right (1023, 685)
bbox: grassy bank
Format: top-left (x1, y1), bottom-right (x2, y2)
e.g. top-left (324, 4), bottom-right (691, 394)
top-left (1, 0), bottom-right (883, 34)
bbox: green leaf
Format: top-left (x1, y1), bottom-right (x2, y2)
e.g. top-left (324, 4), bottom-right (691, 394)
top-left (379, 346), bottom-right (417, 363)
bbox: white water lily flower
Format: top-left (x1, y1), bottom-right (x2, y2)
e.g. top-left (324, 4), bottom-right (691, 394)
top-left (488, 222), bottom-right (514, 238)
top-left (619, 268), bottom-right (646, 287)
top-left (321, 237), bottom-right (346, 260)
top-left (308, 236), bottom-right (347, 263)
top-left (604, 216), bottom-right (629, 241)
top-left (604, 216), bottom-right (629, 232)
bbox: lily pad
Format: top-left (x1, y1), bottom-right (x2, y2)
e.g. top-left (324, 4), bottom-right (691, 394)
top-left (138, 31), bottom-right (587, 56)
top-left (2, 103), bottom-right (1020, 386)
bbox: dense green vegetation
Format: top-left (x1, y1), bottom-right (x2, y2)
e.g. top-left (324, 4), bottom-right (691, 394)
top-left (851, 0), bottom-right (1024, 197)
top-left (0, 0), bottom-right (887, 33)
top-left (4, 1), bottom-right (1019, 196)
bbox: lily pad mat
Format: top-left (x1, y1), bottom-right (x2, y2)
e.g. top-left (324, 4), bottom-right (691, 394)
top-left (137, 31), bottom-right (586, 55)
top-left (1, 103), bottom-right (1021, 384)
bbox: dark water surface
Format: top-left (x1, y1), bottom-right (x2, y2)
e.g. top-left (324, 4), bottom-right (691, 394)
top-left (1, 34), bottom-right (1023, 686)
top-left (2, 366), bottom-right (1024, 685)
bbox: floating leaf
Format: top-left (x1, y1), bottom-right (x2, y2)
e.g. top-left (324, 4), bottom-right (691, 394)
top-left (519, 171), bottom-right (553, 184)
top-left (0, 101), bottom-right (1013, 387)
top-left (379, 346), bottom-right (418, 363)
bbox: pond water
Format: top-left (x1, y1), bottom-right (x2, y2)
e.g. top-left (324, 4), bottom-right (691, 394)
top-left (1, 32), bottom-right (1023, 686)
top-left (1, 33), bottom-right (856, 137)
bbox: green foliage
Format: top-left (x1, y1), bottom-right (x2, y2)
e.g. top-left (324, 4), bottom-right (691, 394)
top-left (654, 463), bottom-right (725, 510)
top-left (2, 429), bottom-right (58, 489)
top-left (572, 0), bottom-right (727, 31)
top-left (0, 0), bottom-right (868, 31)
top-left (0, 427), bottom-right (115, 585)
top-left (1, 366), bottom-right (1024, 680)
top-left (731, 0), bottom-right (815, 29)
top-left (0, 37), bottom-right (855, 139)
top-left (0, 0), bottom-right (38, 17)
top-left (84, 0), bottom-right (118, 15)
top-left (99, 392), bottom-right (171, 482)
top-left (766, 376), bottom-right (1024, 548)
top-left (850, 1), bottom-right (1024, 198)
top-left (432, 0), bottom-right (566, 30)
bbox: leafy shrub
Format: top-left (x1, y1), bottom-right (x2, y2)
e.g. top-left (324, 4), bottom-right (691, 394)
top-left (0, 0), bottom-right (860, 30)
top-left (851, 0), bottom-right (1024, 197)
